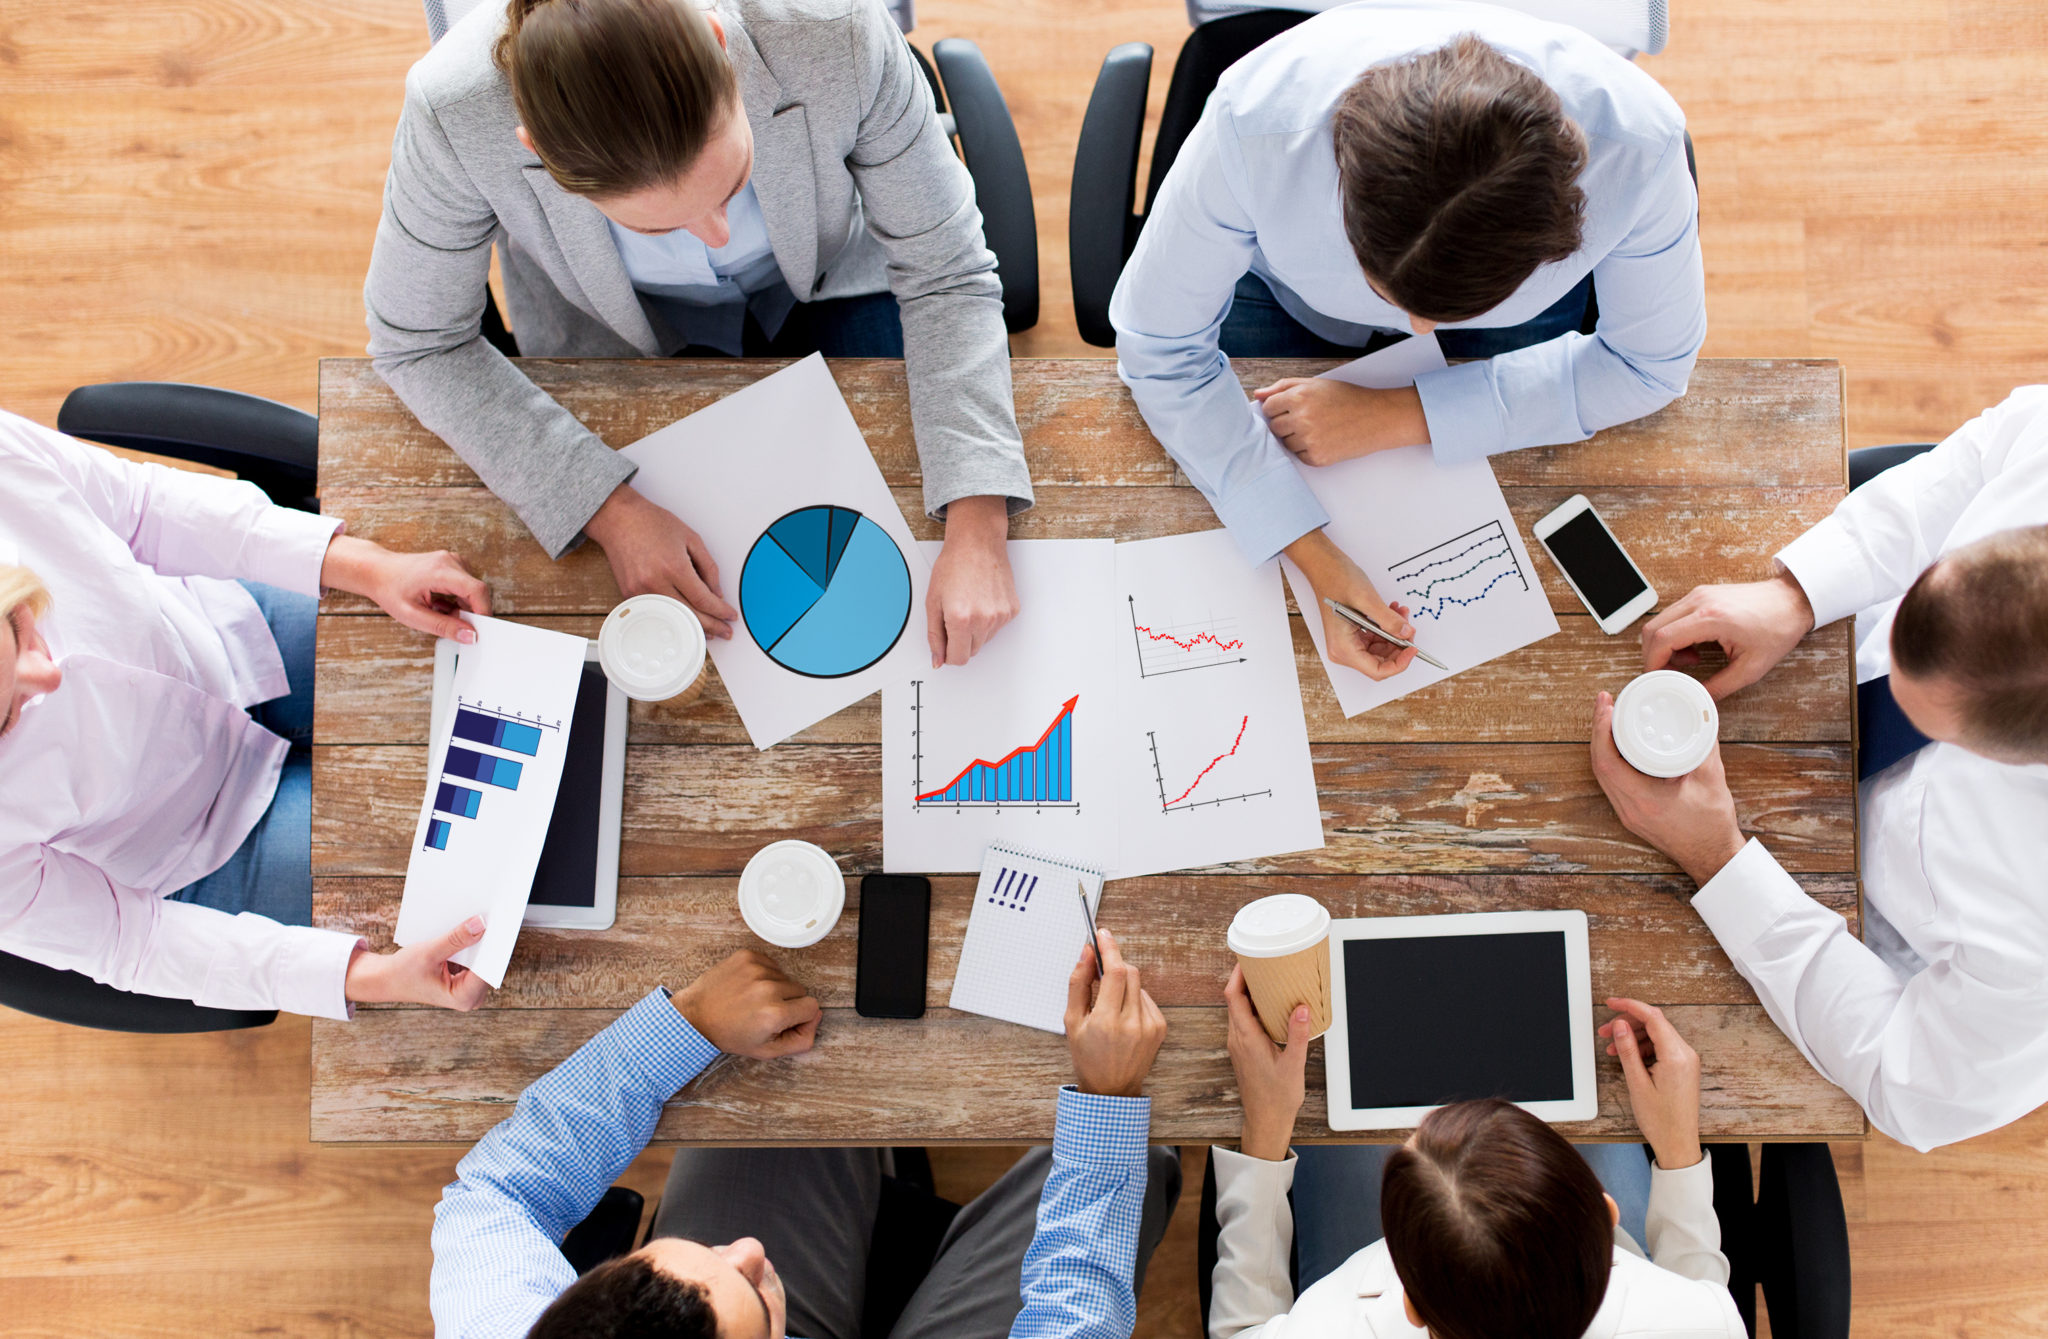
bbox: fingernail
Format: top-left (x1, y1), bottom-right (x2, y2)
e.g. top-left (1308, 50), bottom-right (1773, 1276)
top-left (1294, 1006), bottom-right (1309, 1022)
top-left (459, 629), bottom-right (477, 644)
top-left (464, 915), bottom-right (485, 934)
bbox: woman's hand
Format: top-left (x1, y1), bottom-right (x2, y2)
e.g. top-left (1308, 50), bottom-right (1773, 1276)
top-left (1253, 379), bottom-right (1429, 467)
top-left (1600, 997), bottom-right (1703, 1170)
top-left (321, 535), bottom-right (491, 642)
top-left (1223, 964), bottom-right (1311, 1161)
top-left (1283, 530), bottom-right (1419, 681)
top-left (345, 915), bottom-right (492, 1011)
top-left (583, 485), bottom-right (738, 639)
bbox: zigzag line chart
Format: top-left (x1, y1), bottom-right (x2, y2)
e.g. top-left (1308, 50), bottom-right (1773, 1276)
top-left (1388, 520), bottom-right (1530, 621)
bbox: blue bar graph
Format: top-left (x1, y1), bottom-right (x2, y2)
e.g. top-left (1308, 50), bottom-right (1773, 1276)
top-left (435, 782), bottom-right (483, 818)
top-left (425, 818), bottom-right (451, 851)
top-left (918, 696), bottom-right (1076, 806)
top-left (445, 745), bottom-right (523, 790)
top-left (453, 707), bottom-right (544, 756)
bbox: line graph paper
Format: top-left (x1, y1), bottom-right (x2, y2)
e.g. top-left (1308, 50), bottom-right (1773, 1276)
top-left (1127, 595), bottom-right (1248, 677)
top-left (1387, 520), bottom-right (1531, 621)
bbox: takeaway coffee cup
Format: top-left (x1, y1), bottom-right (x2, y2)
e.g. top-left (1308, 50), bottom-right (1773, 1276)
top-left (597, 594), bottom-right (707, 704)
top-left (738, 840), bottom-right (846, 949)
top-left (1227, 893), bottom-right (1333, 1044)
top-left (1612, 670), bottom-right (1720, 778)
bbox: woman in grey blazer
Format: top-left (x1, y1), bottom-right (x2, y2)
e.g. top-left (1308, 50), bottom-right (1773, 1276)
top-left (365, 0), bottom-right (1031, 665)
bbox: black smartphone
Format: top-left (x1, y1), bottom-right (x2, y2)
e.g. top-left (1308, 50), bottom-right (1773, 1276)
top-left (855, 874), bottom-right (931, 1019)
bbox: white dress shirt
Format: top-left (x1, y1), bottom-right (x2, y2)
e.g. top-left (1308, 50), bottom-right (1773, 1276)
top-left (1207, 1146), bottom-right (1744, 1339)
top-left (0, 409), bottom-right (364, 1020)
top-left (1110, 0), bottom-right (1705, 562)
top-left (607, 181), bottom-right (798, 356)
top-left (1693, 386), bottom-right (2048, 1151)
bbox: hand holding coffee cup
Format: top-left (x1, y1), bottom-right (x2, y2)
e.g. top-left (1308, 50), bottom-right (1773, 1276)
top-left (1227, 894), bottom-right (1333, 1045)
top-left (1610, 670), bottom-right (1718, 777)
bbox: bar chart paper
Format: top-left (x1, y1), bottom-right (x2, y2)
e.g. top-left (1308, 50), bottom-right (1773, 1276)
top-left (396, 614), bottom-right (589, 986)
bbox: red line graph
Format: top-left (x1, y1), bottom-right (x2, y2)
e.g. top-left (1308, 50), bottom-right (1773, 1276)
top-left (1168, 715), bottom-right (1249, 806)
top-left (915, 695), bottom-right (1078, 802)
top-left (1134, 623), bottom-right (1244, 654)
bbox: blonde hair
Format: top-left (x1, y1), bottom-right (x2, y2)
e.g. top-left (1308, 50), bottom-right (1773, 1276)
top-left (0, 565), bottom-right (50, 629)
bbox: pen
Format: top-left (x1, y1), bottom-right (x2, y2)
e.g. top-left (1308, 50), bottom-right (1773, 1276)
top-left (1077, 879), bottom-right (1103, 978)
top-left (1322, 597), bottom-right (1450, 671)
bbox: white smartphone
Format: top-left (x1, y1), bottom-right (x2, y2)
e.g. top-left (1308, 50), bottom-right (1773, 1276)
top-left (1532, 494), bottom-right (1658, 634)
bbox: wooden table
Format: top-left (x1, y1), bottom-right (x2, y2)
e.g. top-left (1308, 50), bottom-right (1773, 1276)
top-left (310, 357), bottom-right (1864, 1145)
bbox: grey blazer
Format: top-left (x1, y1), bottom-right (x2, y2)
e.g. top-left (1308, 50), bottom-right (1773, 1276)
top-left (364, 0), bottom-right (1032, 557)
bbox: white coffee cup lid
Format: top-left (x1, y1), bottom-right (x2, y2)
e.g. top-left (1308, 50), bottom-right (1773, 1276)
top-left (597, 594), bottom-right (706, 701)
top-left (1227, 893), bottom-right (1332, 957)
top-left (1613, 670), bottom-right (1719, 778)
top-left (738, 840), bottom-right (846, 949)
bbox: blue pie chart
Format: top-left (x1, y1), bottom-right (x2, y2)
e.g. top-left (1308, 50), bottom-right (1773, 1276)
top-left (739, 505), bottom-right (913, 679)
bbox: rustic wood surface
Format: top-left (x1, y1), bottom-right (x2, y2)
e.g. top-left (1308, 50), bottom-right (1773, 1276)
top-left (311, 356), bottom-right (1860, 1143)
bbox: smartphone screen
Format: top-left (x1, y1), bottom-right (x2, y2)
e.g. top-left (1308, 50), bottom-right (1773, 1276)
top-left (1542, 509), bottom-right (1649, 619)
top-left (856, 874), bottom-right (931, 1019)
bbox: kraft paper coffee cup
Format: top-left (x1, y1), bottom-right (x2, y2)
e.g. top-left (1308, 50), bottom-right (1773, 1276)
top-left (598, 594), bottom-right (708, 704)
top-left (1227, 893), bottom-right (1333, 1045)
top-left (738, 840), bottom-right (846, 949)
top-left (1613, 670), bottom-right (1719, 778)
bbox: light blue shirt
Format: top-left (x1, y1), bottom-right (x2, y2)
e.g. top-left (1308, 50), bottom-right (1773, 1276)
top-left (1109, 0), bottom-right (1706, 563)
top-left (608, 181), bottom-right (796, 356)
top-left (428, 988), bottom-right (1154, 1338)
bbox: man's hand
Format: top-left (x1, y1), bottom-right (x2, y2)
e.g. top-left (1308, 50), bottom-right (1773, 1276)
top-left (674, 950), bottom-right (821, 1059)
top-left (1223, 965), bottom-right (1309, 1161)
top-left (1599, 998), bottom-right (1704, 1171)
top-left (345, 915), bottom-right (492, 1011)
top-left (1284, 530), bottom-right (1419, 681)
top-left (1064, 929), bottom-right (1167, 1098)
top-left (927, 495), bottom-right (1018, 667)
top-left (1641, 573), bottom-right (1816, 700)
top-left (1253, 379), bottom-right (1430, 467)
top-left (583, 485), bottom-right (739, 639)
top-left (321, 535), bottom-right (492, 643)
top-left (1589, 691), bottom-right (1746, 884)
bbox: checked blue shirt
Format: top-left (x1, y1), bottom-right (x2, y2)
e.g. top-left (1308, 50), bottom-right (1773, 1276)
top-left (429, 988), bottom-right (1154, 1339)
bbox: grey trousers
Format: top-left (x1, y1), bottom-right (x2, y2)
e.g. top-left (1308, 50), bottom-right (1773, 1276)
top-left (651, 1144), bottom-right (1184, 1339)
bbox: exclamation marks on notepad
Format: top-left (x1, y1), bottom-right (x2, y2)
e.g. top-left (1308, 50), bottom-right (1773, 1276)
top-left (988, 867), bottom-right (1039, 911)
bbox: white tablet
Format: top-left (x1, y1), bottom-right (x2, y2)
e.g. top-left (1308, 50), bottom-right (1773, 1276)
top-left (432, 639), bottom-right (626, 931)
top-left (1325, 910), bottom-right (1597, 1130)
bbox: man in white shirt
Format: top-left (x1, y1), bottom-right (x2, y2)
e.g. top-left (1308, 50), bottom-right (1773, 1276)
top-left (1588, 386), bottom-right (2048, 1151)
top-left (1110, 1), bottom-right (1703, 679)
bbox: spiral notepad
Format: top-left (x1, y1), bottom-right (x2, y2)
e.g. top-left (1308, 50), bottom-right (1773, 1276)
top-left (948, 844), bottom-right (1106, 1034)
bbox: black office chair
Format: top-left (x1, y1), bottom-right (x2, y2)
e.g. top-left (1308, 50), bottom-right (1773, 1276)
top-left (563, 1151), bottom-right (961, 1335)
top-left (0, 380), bottom-right (318, 1034)
top-left (1068, 12), bottom-right (1695, 347)
top-left (1192, 1141), bottom-right (1850, 1339)
top-left (916, 41), bottom-right (1040, 334)
top-left (1848, 442), bottom-right (1939, 779)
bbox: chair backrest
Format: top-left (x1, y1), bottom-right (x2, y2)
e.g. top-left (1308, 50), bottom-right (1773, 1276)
top-left (0, 951), bottom-right (277, 1034)
top-left (1145, 10), bottom-right (1311, 214)
top-left (426, 0), bottom-right (916, 45)
top-left (1183, 0), bottom-right (1667, 58)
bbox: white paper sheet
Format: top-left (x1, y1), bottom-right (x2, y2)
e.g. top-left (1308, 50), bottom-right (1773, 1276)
top-left (947, 845), bottom-right (1104, 1034)
top-left (1110, 531), bottom-right (1324, 878)
top-left (619, 354), bottom-right (933, 749)
top-left (395, 615), bottom-right (590, 987)
top-left (1282, 341), bottom-right (1560, 715)
top-left (881, 541), bottom-right (1118, 873)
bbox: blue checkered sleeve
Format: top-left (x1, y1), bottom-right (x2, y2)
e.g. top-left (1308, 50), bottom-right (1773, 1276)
top-left (1012, 1085), bottom-right (1155, 1339)
top-left (429, 989), bottom-right (722, 1339)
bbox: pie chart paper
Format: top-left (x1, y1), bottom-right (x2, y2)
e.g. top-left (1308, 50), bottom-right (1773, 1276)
top-left (617, 354), bottom-right (932, 748)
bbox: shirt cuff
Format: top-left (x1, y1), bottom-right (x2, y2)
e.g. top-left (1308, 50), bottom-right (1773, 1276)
top-left (1775, 517), bottom-right (1873, 630)
top-left (1416, 361), bottom-right (1507, 466)
top-left (622, 987), bottom-right (724, 1094)
top-left (1691, 838), bottom-right (1809, 960)
top-left (245, 507), bottom-right (345, 599)
top-left (1053, 1085), bottom-right (1152, 1168)
top-left (1215, 462), bottom-right (1331, 566)
top-left (278, 928), bottom-right (369, 1021)
top-left (1209, 1144), bottom-right (1298, 1194)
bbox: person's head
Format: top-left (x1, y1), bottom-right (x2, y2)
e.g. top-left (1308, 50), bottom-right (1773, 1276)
top-left (528, 1235), bottom-right (785, 1338)
top-left (0, 566), bottom-right (60, 739)
top-left (1333, 35), bottom-right (1588, 330)
top-left (1889, 524), bottom-right (2048, 765)
top-left (498, 0), bottom-right (753, 246)
top-left (1382, 1099), bottom-right (1616, 1339)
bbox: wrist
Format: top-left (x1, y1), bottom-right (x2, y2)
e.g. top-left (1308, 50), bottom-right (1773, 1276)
top-left (942, 494), bottom-right (1009, 544)
top-left (1239, 1113), bottom-right (1298, 1162)
top-left (1651, 1140), bottom-right (1704, 1171)
top-left (1680, 828), bottom-right (1748, 886)
top-left (320, 534), bottom-right (384, 599)
top-left (1770, 568), bottom-right (1817, 634)
top-left (584, 484), bottom-right (641, 547)
top-left (342, 945), bottom-right (384, 1003)
top-left (1076, 1076), bottom-right (1144, 1099)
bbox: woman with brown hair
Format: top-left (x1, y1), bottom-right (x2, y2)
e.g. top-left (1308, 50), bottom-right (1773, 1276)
top-left (1209, 970), bottom-right (1745, 1338)
top-left (365, 0), bottom-right (1032, 670)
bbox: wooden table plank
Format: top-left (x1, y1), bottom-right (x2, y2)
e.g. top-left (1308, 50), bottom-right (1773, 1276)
top-left (317, 357), bottom-right (1847, 493)
top-left (311, 741), bottom-right (1853, 879)
top-left (316, 612), bottom-right (1852, 746)
top-left (316, 873), bottom-right (1857, 1012)
top-left (309, 1003), bottom-right (1865, 1145)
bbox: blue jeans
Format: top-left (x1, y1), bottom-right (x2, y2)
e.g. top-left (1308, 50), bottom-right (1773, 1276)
top-left (672, 291), bottom-right (907, 359)
top-left (1216, 272), bottom-right (1594, 360)
top-left (1289, 1140), bottom-right (1654, 1289)
top-left (167, 581), bottom-right (316, 928)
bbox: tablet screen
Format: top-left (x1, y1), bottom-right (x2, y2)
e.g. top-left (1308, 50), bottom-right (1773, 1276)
top-left (1342, 932), bottom-right (1576, 1110)
top-left (527, 664), bottom-right (609, 908)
